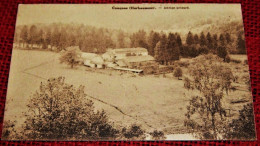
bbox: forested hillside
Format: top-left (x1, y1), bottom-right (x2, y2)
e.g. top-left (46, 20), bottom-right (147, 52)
top-left (14, 19), bottom-right (246, 64)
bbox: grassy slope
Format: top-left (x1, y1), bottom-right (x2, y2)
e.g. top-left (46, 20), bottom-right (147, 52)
top-left (4, 49), bottom-right (253, 135)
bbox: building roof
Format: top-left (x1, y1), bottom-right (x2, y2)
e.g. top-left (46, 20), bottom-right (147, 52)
top-left (124, 55), bottom-right (155, 63)
top-left (116, 60), bottom-right (127, 67)
top-left (92, 56), bottom-right (104, 64)
top-left (81, 52), bottom-right (98, 60)
top-left (109, 48), bottom-right (148, 54)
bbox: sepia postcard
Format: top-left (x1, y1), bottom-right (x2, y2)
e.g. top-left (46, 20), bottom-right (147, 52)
top-left (2, 4), bottom-right (256, 141)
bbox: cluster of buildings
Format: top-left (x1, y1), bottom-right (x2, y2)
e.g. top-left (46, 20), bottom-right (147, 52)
top-left (81, 48), bottom-right (159, 74)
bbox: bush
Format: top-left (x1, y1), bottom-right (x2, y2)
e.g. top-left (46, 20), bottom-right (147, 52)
top-left (224, 103), bottom-right (256, 140)
top-left (1, 120), bottom-right (21, 140)
top-left (149, 130), bottom-right (166, 140)
top-left (23, 77), bottom-right (119, 140)
top-left (121, 124), bottom-right (146, 140)
top-left (173, 67), bottom-right (183, 79)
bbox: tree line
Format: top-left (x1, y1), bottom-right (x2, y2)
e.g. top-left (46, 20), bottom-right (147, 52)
top-left (15, 23), bottom-right (246, 62)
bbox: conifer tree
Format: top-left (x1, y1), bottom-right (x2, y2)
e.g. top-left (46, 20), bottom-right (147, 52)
top-left (237, 33), bottom-right (246, 54)
top-left (206, 32), bottom-right (213, 49)
top-left (212, 34), bottom-right (218, 52)
top-left (219, 34), bottom-right (226, 46)
top-left (148, 31), bottom-right (161, 56)
top-left (154, 41), bottom-right (163, 64)
top-left (167, 33), bottom-right (180, 62)
top-left (186, 31), bottom-right (194, 46)
top-left (199, 32), bottom-right (207, 46)
top-left (225, 33), bottom-right (231, 44)
top-left (194, 34), bottom-right (199, 44)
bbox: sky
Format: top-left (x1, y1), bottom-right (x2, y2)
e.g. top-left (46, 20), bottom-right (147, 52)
top-left (16, 4), bottom-right (243, 31)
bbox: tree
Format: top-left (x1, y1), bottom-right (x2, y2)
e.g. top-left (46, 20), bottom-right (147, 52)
top-left (130, 30), bottom-right (147, 48)
top-left (59, 46), bottom-right (81, 68)
top-left (173, 67), bottom-right (183, 80)
top-left (58, 28), bottom-right (68, 50)
top-left (219, 34), bottom-right (226, 47)
top-left (167, 33), bottom-right (180, 62)
top-left (212, 34), bottom-right (218, 53)
top-left (225, 33), bottom-right (231, 44)
top-left (24, 77), bottom-right (119, 140)
top-left (206, 32), bottom-right (213, 50)
top-left (186, 31), bottom-right (194, 46)
top-left (199, 32), bottom-right (207, 46)
top-left (45, 28), bottom-right (52, 49)
top-left (28, 25), bottom-right (38, 49)
top-left (117, 30), bottom-right (126, 48)
top-left (217, 46), bottom-right (228, 61)
top-left (176, 34), bottom-right (182, 47)
top-left (237, 33), bottom-right (246, 54)
top-left (51, 26), bottom-right (61, 51)
top-left (154, 34), bottom-right (167, 64)
top-left (154, 41), bottom-right (163, 63)
top-left (36, 29), bottom-right (44, 48)
top-left (224, 103), bottom-right (256, 140)
top-left (148, 31), bottom-right (160, 56)
top-left (184, 54), bottom-right (234, 140)
top-left (20, 25), bottom-right (28, 48)
top-left (194, 34), bottom-right (199, 44)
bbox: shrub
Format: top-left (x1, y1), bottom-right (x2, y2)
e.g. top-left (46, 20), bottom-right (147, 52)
top-left (173, 67), bottom-right (183, 79)
top-left (1, 120), bottom-right (21, 140)
top-left (121, 124), bottom-right (146, 140)
top-left (24, 77), bottom-right (119, 140)
top-left (149, 130), bottom-right (166, 140)
top-left (224, 103), bottom-right (256, 140)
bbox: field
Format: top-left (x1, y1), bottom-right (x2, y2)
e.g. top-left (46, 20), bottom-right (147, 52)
top-left (4, 49), bottom-right (253, 140)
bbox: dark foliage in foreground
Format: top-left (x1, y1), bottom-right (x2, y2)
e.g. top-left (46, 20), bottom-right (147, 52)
top-left (3, 77), bottom-right (165, 140)
top-left (184, 54), bottom-right (235, 140)
top-left (149, 130), bottom-right (166, 140)
top-left (23, 77), bottom-right (119, 140)
top-left (224, 103), bottom-right (256, 140)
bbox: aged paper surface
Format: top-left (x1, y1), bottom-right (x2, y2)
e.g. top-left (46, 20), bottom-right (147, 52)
top-left (2, 4), bottom-right (256, 140)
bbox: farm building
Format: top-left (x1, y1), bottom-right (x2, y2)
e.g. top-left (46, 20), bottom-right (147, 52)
top-left (107, 48), bottom-right (148, 60)
top-left (81, 52), bottom-right (104, 68)
top-left (81, 47), bottom-right (159, 74)
top-left (123, 55), bottom-right (159, 74)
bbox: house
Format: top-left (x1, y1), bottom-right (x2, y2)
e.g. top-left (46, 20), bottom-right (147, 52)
top-left (81, 52), bottom-right (105, 68)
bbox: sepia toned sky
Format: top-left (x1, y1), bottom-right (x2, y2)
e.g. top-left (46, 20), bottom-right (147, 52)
top-left (16, 4), bottom-right (243, 31)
